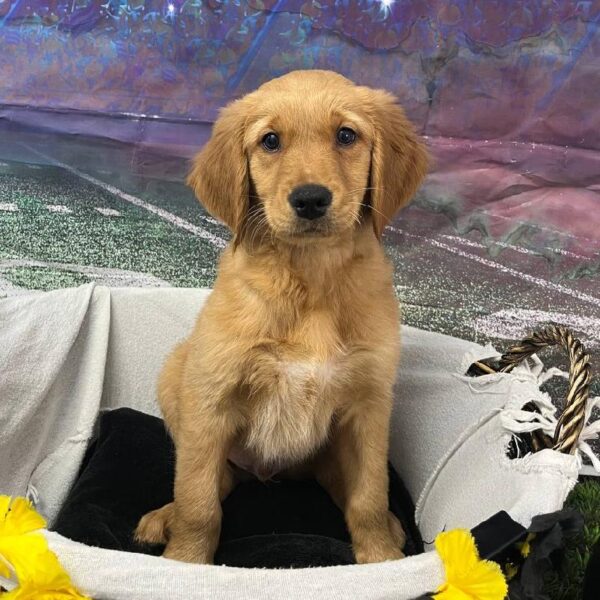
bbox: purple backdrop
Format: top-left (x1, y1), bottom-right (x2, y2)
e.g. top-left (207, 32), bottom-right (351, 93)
top-left (1, 1), bottom-right (599, 147)
top-left (1, 1), bottom-right (599, 258)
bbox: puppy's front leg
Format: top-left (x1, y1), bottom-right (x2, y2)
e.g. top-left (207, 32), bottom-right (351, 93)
top-left (163, 411), bottom-right (237, 564)
top-left (318, 390), bottom-right (404, 564)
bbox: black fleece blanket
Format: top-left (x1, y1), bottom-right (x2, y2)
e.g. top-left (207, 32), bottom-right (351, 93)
top-left (52, 408), bottom-right (423, 568)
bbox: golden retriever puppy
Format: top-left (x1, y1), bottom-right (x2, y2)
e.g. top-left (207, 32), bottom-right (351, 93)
top-left (135, 70), bottom-right (428, 565)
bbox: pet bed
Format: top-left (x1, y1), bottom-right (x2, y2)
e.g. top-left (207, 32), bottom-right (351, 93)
top-left (50, 407), bottom-right (423, 567)
top-left (0, 284), bottom-right (595, 599)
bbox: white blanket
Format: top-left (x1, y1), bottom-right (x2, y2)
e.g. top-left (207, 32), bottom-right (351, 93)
top-left (0, 285), bottom-right (110, 520)
top-left (0, 284), bottom-right (581, 599)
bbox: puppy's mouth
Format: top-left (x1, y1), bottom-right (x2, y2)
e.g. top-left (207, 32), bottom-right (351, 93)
top-left (288, 218), bottom-right (333, 238)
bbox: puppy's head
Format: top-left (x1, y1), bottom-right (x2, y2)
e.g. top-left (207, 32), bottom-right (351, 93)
top-left (188, 70), bottom-right (428, 245)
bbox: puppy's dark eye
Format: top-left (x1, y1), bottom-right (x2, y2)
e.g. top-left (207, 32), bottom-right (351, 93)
top-left (262, 132), bottom-right (280, 152)
top-left (337, 127), bottom-right (357, 146)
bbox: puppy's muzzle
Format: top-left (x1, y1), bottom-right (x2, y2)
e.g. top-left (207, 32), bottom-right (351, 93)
top-left (288, 184), bottom-right (332, 221)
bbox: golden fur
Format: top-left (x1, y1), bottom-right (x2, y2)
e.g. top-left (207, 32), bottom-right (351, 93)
top-left (135, 70), bottom-right (428, 565)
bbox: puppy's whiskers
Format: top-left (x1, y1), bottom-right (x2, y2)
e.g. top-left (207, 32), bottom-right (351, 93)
top-left (341, 186), bottom-right (384, 197)
top-left (246, 213), bottom-right (269, 251)
top-left (345, 200), bottom-right (389, 222)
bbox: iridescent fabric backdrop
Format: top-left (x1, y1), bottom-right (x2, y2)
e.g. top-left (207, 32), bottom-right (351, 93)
top-left (0, 1), bottom-right (598, 379)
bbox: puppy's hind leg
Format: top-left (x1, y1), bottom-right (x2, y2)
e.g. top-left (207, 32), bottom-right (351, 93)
top-left (157, 341), bottom-right (190, 441)
top-left (135, 502), bottom-right (174, 545)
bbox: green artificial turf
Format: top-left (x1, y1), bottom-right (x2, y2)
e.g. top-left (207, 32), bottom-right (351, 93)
top-left (5, 266), bottom-right (91, 290)
top-left (544, 479), bottom-right (600, 599)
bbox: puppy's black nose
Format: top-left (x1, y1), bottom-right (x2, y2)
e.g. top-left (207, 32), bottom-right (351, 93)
top-left (288, 184), bottom-right (332, 220)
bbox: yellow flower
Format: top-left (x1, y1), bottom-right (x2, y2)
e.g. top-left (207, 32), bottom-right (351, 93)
top-left (434, 529), bottom-right (508, 600)
top-left (517, 533), bottom-right (535, 558)
top-left (0, 497), bottom-right (47, 580)
top-left (0, 497), bottom-right (46, 537)
top-left (0, 534), bottom-right (48, 580)
top-left (2, 545), bottom-right (89, 599)
top-left (0, 496), bottom-right (90, 599)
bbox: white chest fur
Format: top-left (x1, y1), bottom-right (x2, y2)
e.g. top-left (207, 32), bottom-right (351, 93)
top-left (242, 358), bottom-right (340, 468)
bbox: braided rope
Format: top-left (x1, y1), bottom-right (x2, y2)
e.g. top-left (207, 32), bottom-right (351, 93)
top-left (469, 325), bottom-right (591, 455)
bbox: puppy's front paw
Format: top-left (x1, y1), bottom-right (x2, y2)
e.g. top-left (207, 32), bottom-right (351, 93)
top-left (163, 535), bottom-right (214, 564)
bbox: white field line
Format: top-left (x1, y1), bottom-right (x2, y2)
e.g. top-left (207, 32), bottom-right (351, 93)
top-left (0, 258), bottom-right (173, 289)
top-left (388, 226), bottom-right (600, 307)
top-left (46, 205), bottom-right (72, 214)
top-left (95, 207), bottom-right (121, 217)
top-left (22, 145), bottom-right (227, 249)
top-left (440, 234), bottom-right (594, 262)
top-left (474, 308), bottom-right (600, 348)
top-left (0, 202), bottom-right (18, 212)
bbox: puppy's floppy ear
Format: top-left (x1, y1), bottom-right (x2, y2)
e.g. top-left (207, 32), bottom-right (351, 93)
top-left (187, 99), bottom-right (249, 234)
top-left (365, 88), bottom-right (428, 239)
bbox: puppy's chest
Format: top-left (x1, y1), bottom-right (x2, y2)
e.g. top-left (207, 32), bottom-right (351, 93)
top-left (238, 354), bottom-right (345, 471)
